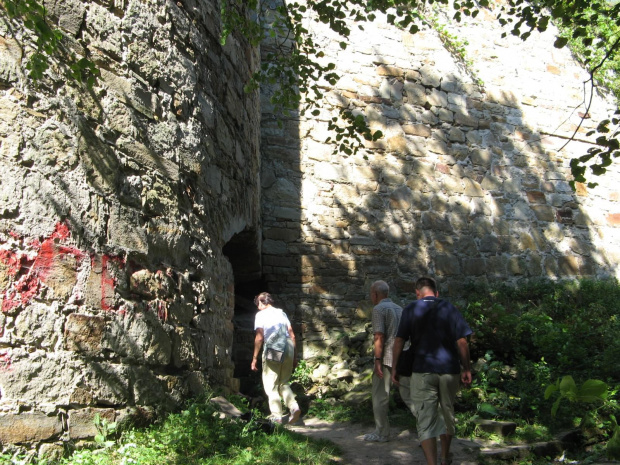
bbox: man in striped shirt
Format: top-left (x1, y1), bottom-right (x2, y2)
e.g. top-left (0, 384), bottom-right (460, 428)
top-left (364, 280), bottom-right (403, 442)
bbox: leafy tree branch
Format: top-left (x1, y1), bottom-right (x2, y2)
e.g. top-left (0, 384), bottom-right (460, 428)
top-left (1, 0), bottom-right (98, 87)
top-left (223, 0), bottom-right (619, 186)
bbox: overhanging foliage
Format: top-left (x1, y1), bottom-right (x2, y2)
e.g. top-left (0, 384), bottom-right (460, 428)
top-left (222, 0), bottom-right (619, 186)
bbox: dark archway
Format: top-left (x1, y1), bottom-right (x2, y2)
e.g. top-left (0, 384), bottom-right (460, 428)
top-left (223, 228), bottom-right (266, 394)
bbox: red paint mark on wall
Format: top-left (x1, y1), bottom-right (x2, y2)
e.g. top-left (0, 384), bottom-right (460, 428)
top-left (100, 255), bottom-right (124, 311)
top-left (0, 350), bottom-right (12, 372)
top-left (0, 222), bottom-right (123, 312)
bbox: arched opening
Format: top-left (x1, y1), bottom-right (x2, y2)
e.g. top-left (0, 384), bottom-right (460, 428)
top-left (222, 228), bottom-right (266, 394)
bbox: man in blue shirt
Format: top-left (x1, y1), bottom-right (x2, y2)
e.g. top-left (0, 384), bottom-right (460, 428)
top-left (391, 277), bottom-right (472, 465)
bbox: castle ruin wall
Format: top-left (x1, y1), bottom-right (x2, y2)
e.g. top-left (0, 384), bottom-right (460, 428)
top-left (0, 0), bottom-right (260, 450)
top-left (259, 5), bottom-right (620, 358)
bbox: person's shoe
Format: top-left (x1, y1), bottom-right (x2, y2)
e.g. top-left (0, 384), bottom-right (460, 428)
top-left (289, 408), bottom-right (302, 425)
top-left (363, 432), bottom-right (388, 442)
top-left (440, 452), bottom-right (453, 465)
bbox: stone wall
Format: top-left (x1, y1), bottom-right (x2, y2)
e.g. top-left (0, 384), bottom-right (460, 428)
top-left (260, 4), bottom-right (620, 358)
top-left (1, 0), bottom-right (620, 452)
top-left (0, 0), bottom-right (261, 451)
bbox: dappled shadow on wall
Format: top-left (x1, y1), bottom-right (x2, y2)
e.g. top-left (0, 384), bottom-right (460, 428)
top-left (257, 8), bottom-right (619, 369)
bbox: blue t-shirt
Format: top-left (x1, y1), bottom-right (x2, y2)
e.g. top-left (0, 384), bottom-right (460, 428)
top-left (396, 297), bottom-right (472, 375)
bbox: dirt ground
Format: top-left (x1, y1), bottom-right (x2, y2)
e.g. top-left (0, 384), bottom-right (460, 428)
top-left (289, 417), bottom-right (482, 465)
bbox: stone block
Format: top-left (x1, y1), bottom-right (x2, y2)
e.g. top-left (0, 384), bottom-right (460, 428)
top-left (479, 234), bottom-right (500, 253)
top-left (315, 162), bottom-right (342, 181)
top-left (128, 366), bottom-right (171, 407)
top-left (104, 311), bottom-right (172, 366)
top-left (442, 177), bottom-right (465, 197)
top-left (422, 212), bottom-right (453, 233)
top-left (404, 82), bottom-right (427, 106)
top-left (543, 223), bottom-right (565, 243)
top-left (264, 227), bottom-right (297, 247)
top-left (455, 110), bottom-right (479, 127)
top-left (65, 314), bottom-right (106, 353)
top-left (508, 257), bottom-right (526, 275)
top-left (474, 419), bottom-right (517, 436)
top-left (0, 413), bottom-right (63, 444)
top-left (130, 269), bottom-right (174, 299)
top-left (386, 224), bottom-right (405, 243)
top-left (543, 256), bottom-right (560, 278)
top-left (464, 178), bottom-right (485, 197)
top-left (556, 207), bottom-right (574, 224)
top-left (487, 256), bottom-right (508, 277)
top-left (0, 37), bottom-right (22, 84)
top-left (108, 204), bottom-right (148, 254)
top-left (435, 254), bottom-right (461, 276)
top-left (428, 89), bottom-right (448, 107)
top-left (389, 186), bottom-right (414, 210)
top-left (77, 117), bottom-right (121, 195)
top-left (513, 201), bottom-right (531, 221)
top-left (448, 127), bottom-right (465, 142)
top-left (428, 138), bottom-right (449, 155)
top-left (419, 65), bottom-right (441, 87)
top-left (376, 65), bottom-right (404, 77)
top-left (117, 137), bottom-right (179, 182)
top-left (271, 207), bottom-right (301, 221)
top-left (14, 302), bottom-right (62, 348)
top-left (437, 108), bottom-right (454, 122)
top-left (462, 258), bottom-right (486, 276)
top-left (38, 250), bottom-right (80, 301)
top-left (167, 297), bottom-right (195, 326)
top-left (526, 191), bottom-right (546, 204)
top-left (455, 236), bottom-right (476, 255)
top-left (100, 70), bottom-right (161, 120)
top-left (262, 239), bottom-right (288, 254)
top-left (471, 217), bottom-right (493, 235)
top-left (68, 408), bottom-right (115, 439)
top-left (388, 134), bottom-right (426, 156)
top-left (70, 387), bottom-right (95, 406)
top-left (171, 327), bottom-right (199, 369)
top-left (481, 174), bottom-right (502, 191)
top-left (526, 253), bottom-right (543, 277)
top-left (403, 123), bottom-right (432, 138)
top-left (558, 256), bottom-right (580, 276)
top-left (531, 205), bottom-right (555, 222)
top-left (519, 232), bottom-right (538, 251)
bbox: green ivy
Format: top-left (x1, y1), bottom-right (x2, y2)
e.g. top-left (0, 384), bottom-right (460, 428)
top-left (1, 0), bottom-right (99, 87)
top-left (426, 10), bottom-right (484, 87)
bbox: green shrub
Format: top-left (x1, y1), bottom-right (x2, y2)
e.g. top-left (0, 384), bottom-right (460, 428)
top-left (459, 278), bottom-right (620, 435)
top-left (463, 278), bottom-right (620, 382)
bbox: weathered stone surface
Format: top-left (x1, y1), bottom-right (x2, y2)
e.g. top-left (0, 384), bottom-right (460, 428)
top-left (0, 0), bottom-right (259, 447)
top-left (0, 37), bottom-right (22, 83)
top-left (129, 269), bottom-right (174, 300)
top-left (65, 314), bottom-right (106, 353)
top-left (0, 413), bottom-right (63, 444)
top-left (171, 327), bottom-right (199, 369)
top-left (68, 408), bottom-right (115, 439)
top-left (104, 311), bottom-right (172, 365)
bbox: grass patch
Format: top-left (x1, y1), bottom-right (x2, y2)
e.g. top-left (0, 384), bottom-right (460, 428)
top-left (1, 394), bottom-right (341, 465)
top-left (308, 397), bottom-right (374, 424)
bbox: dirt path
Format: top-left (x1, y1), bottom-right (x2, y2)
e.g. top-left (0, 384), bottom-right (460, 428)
top-left (289, 418), bottom-right (481, 465)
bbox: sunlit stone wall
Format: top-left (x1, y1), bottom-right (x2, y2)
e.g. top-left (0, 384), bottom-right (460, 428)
top-left (260, 5), bottom-right (620, 358)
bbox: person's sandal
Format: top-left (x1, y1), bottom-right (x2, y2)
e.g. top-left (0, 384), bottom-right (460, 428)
top-left (363, 432), bottom-right (388, 442)
top-left (440, 452), bottom-right (453, 465)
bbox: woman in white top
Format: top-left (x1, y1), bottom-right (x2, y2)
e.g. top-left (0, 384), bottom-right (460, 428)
top-left (251, 292), bottom-right (301, 424)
